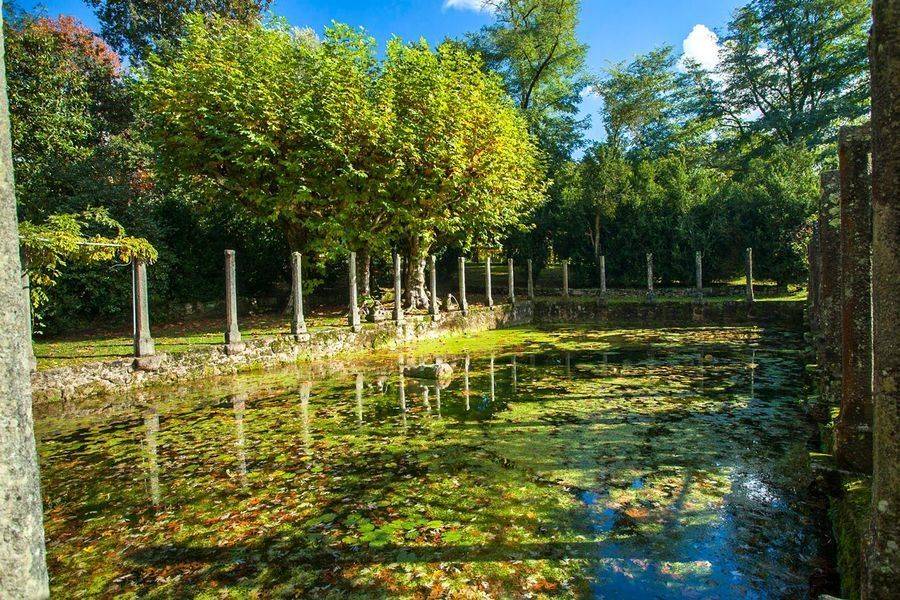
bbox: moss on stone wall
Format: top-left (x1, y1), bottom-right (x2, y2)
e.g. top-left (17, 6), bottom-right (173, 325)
top-left (829, 476), bottom-right (872, 600)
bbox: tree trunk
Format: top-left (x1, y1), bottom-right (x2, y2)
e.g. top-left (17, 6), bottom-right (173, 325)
top-left (404, 237), bottom-right (429, 310)
top-left (359, 247), bottom-right (371, 297)
top-left (864, 2), bottom-right (900, 597)
top-left (592, 208), bottom-right (601, 263)
top-left (0, 8), bottom-right (50, 595)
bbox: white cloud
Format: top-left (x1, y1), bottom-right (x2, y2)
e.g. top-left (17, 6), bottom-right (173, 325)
top-left (443, 0), bottom-right (493, 13)
top-left (681, 24), bottom-right (721, 72)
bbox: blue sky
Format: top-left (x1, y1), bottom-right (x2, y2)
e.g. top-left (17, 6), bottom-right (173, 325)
top-left (20, 0), bottom-right (745, 143)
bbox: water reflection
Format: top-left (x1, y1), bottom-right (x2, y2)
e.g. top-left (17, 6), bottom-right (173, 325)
top-left (300, 382), bottom-right (312, 452)
top-left (36, 326), bottom-right (829, 599)
top-left (355, 373), bottom-right (364, 424)
top-left (231, 394), bottom-right (248, 488)
top-left (143, 408), bottom-right (160, 506)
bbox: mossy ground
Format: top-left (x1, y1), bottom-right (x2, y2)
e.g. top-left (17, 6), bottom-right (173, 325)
top-left (36, 325), bottom-right (829, 598)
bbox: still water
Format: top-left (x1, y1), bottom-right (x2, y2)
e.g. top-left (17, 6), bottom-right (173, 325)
top-left (36, 326), bottom-right (833, 598)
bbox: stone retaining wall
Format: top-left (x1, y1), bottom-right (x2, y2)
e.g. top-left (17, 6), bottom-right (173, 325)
top-left (532, 298), bottom-right (805, 329)
top-left (31, 303), bottom-right (532, 404)
top-left (31, 298), bottom-right (806, 404)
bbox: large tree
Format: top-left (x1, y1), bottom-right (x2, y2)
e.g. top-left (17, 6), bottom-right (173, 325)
top-left (689, 0), bottom-right (870, 150)
top-left (379, 38), bottom-right (546, 306)
top-left (3, 12), bottom-right (132, 221)
top-left (86, 0), bottom-right (272, 64)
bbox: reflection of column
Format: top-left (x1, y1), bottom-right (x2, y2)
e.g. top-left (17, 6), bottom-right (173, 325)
top-left (435, 383), bottom-right (442, 418)
top-left (511, 356), bottom-right (517, 393)
top-left (423, 385), bottom-right (431, 414)
top-left (398, 366), bottom-right (407, 428)
top-left (300, 382), bottom-right (312, 452)
top-left (566, 353), bottom-right (571, 378)
top-left (750, 349), bottom-right (756, 402)
top-left (355, 373), bottom-right (364, 424)
top-left (490, 355), bottom-right (496, 403)
top-left (232, 394), bottom-right (248, 488)
top-left (464, 355), bottom-right (471, 412)
top-left (144, 409), bottom-right (160, 506)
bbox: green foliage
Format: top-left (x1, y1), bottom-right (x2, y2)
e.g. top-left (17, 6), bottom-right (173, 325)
top-left (19, 208), bottom-right (157, 319)
top-left (86, 0), bottom-right (273, 63)
top-left (688, 0), bottom-right (870, 151)
top-left (140, 16), bottom-right (545, 278)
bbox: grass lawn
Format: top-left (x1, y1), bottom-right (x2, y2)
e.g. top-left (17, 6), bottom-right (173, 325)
top-left (33, 311), bottom-right (346, 370)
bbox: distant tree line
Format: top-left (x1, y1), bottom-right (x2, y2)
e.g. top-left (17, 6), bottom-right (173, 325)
top-left (1, 0), bottom-right (872, 332)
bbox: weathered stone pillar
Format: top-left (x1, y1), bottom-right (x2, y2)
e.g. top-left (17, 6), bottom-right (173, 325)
top-left (348, 251), bottom-right (361, 332)
top-left (508, 258), bottom-right (515, 305)
top-left (290, 252), bottom-right (307, 340)
top-left (133, 260), bottom-right (155, 358)
top-left (695, 251), bottom-right (703, 297)
top-left (458, 256), bottom-right (468, 315)
top-left (223, 250), bottom-right (244, 353)
top-left (646, 253), bottom-right (655, 301)
top-left (393, 252), bottom-right (403, 324)
top-left (834, 124), bottom-right (873, 474)
top-left (818, 171), bottom-right (843, 416)
top-left (600, 255), bottom-right (607, 295)
top-left (808, 226), bottom-right (820, 335)
top-left (429, 254), bottom-right (439, 321)
top-left (527, 258), bottom-right (535, 300)
top-left (562, 260), bottom-right (569, 298)
top-left (0, 11), bottom-right (50, 591)
top-left (21, 271), bottom-right (35, 371)
top-left (745, 248), bottom-right (755, 303)
top-left (485, 256), bottom-right (494, 309)
top-left (865, 3), bottom-right (900, 595)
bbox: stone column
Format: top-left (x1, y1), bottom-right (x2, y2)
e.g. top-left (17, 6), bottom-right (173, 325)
top-left (818, 171), bottom-right (843, 416)
top-left (808, 226), bottom-right (820, 336)
top-left (458, 256), bottom-right (468, 315)
top-left (290, 252), bottom-right (307, 340)
top-left (745, 248), bottom-right (755, 303)
top-left (508, 258), bottom-right (515, 305)
top-left (835, 124), bottom-right (873, 474)
top-left (600, 255), bottom-right (607, 295)
top-left (527, 259), bottom-right (535, 300)
top-left (695, 251), bottom-right (703, 297)
top-left (866, 3), bottom-right (900, 595)
top-left (393, 252), bottom-right (404, 324)
top-left (429, 254), bottom-right (439, 321)
top-left (0, 13), bottom-right (50, 592)
top-left (224, 250), bottom-right (244, 353)
top-left (133, 260), bottom-right (155, 358)
top-left (646, 253), bottom-right (655, 301)
top-left (485, 256), bottom-right (494, 309)
top-left (348, 251), bottom-right (361, 332)
top-left (21, 271), bottom-right (35, 371)
top-left (562, 260), bottom-right (569, 298)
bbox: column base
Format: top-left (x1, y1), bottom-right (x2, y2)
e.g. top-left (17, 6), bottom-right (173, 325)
top-left (292, 333), bottom-right (311, 343)
top-left (224, 342), bottom-right (247, 355)
top-left (134, 354), bottom-right (165, 371)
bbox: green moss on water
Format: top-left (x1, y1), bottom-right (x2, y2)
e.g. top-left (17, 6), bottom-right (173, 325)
top-left (35, 325), bottom-right (825, 598)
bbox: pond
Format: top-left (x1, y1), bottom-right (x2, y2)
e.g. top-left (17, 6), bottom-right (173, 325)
top-left (36, 325), bottom-right (834, 598)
